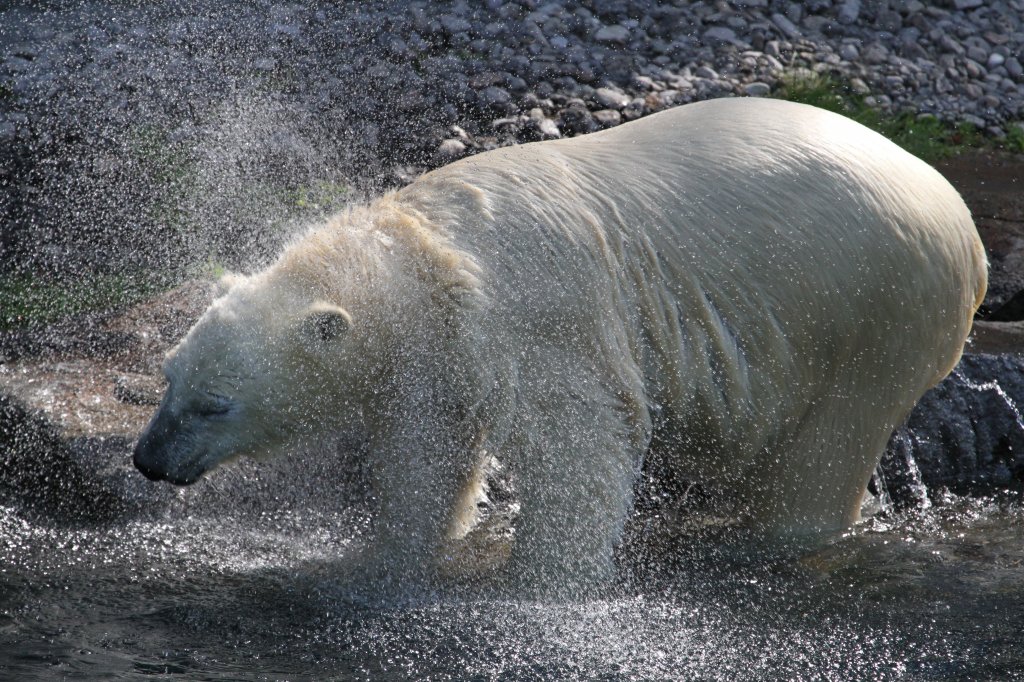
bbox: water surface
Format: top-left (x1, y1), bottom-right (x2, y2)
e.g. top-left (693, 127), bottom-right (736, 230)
top-left (1, 459), bottom-right (1021, 681)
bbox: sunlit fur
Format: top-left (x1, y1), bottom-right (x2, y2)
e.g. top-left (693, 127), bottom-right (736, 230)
top-left (134, 98), bottom-right (986, 592)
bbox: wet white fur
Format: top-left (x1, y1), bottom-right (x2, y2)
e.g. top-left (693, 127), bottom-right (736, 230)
top-left (163, 98), bottom-right (986, 590)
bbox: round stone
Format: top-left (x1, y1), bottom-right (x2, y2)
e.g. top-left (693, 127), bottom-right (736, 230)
top-left (744, 81), bottom-right (771, 97)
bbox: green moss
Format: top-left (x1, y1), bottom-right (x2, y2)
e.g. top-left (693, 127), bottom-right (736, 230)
top-left (287, 181), bottom-right (350, 211)
top-left (772, 73), bottom-right (989, 162)
top-left (1004, 123), bottom-right (1024, 154)
top-left (0, 272), bottom-right (165, 331)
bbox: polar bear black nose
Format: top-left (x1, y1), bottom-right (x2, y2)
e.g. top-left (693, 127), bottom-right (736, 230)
top-left (133, 454), bottom-right (164, 481)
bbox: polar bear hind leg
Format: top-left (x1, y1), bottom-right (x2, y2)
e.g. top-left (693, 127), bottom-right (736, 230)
top-left (743, 394), bottom-right (912, 535)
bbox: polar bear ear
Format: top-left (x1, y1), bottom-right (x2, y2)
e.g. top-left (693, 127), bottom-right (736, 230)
top-left (299, 302), bottom-right (352, 344)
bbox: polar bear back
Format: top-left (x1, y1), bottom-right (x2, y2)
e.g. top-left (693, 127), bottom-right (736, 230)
top-left (398, 98), bottom-right (986, 477)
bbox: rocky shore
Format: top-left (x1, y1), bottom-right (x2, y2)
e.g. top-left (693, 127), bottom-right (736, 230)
top-left (2, 0), bottom-right (1024, 273)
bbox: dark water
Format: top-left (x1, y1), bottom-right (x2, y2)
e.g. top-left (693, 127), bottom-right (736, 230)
top-left (1, 456), bottom-right (1021, 681)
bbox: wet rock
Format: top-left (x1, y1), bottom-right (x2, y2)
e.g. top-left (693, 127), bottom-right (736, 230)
top-left (477, 85), bottom-right (512, 112)
top-left (594, 86), bottom-right (630, 109)
top-left (592, 108), bottom-right (622, 127)
top-left (0, 282), bottom-right (211, 519)
top-left (971, 320), bottom-right (1024, 354)
top-left (435, 138), bottom-right (467, 161)
top-left (837, 0), bottom-right (861, 24)
top-left (558, 102), bottom-right (598, 134)
top-left (744, 81), bottom-right (772, 96)
top-left (594, 24), bottom-right (630, 45)
top-left (880, 354), bottom-right (1024, 502)
top-left (703, 27), bottom-right (737, 46)
top-left (771, 13), bottom-right (801, 39)
top-left (533, 116), bottom-right (561, 139)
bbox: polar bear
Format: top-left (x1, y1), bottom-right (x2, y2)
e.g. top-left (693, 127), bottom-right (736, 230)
top-left (134, 98), bottom-right (986, 590)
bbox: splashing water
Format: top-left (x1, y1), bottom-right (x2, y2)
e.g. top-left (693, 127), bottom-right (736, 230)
top-left (953, 368), bottom-right (1024, 432)
top-left (0, 447), bottom-right (1022, 680)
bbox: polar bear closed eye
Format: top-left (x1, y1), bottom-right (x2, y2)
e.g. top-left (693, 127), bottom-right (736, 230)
top-left (134, 98), bottom-right (986, 593)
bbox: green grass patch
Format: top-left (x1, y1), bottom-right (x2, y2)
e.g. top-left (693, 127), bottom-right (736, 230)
top-left (1006, 123), bottom-right (1024, 154)
top-left (286, 181), bottom-right (350, 211)
top-left (772, 73), bottom-right (993, 162)
top-left (0, 272), bottom-right (166, 331)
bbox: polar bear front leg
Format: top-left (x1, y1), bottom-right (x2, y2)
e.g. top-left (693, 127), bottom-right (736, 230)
top-left (502, 376), bottom-right (646, 595)
top-left (364, 418), bottom-right (483, 588)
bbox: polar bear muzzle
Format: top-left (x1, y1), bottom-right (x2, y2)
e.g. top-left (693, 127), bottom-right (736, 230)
top-left (133, 398), bottom-right (225, 486)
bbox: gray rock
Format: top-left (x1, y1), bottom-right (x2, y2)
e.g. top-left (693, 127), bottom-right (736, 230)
top-left (1007, 57), bottom-right (1024, 79)
top-left (439, 14), bottom-right (472, 35)
top-left (703, 26), bottom-right (737, 45)
top-left (862, 43), bottom-right (890, 64)
top-left (939, 33), bottom-right (966, 55)
top-left (592, 109), bottom-right (622, 127)
top-left (694, 65), bottom-right (719, 79)
top-left (879, 354), bottom-right (1024, 502)
top-left (623, 98), bottom-right (646, 121)
top-left (559, 103), bottom-right (598, 134)
top-left (594, 86), bottom-right (630, 109)
top-left (839, 43), bottom-right (860, 60)
top-left (967, 45), bottom-right (989, 63)
top-left (876, 10), bottom-right (903, 33)
top-left (837, 0), bottom-right (861, 24)
top-left (535, 117), bottom-right (561, 138)
top-left (744, 81), bottom-right (771, 96)
top-left (478, 85), bottom-right (512, 110)
top-left (989, 53), bottom-right (1006, 69)
top-left (952, 0), bottom-right (983, 8)
top-left (770, 13), bottom-right (801, 39)
top-left (594, 24), bottom-right (631, 45)
top-left (435, 138), bottom-right (467, 160)
top-left (253, 57), bottom-right (276, 72)
top-left (849, 77), bottom-right (871, 94)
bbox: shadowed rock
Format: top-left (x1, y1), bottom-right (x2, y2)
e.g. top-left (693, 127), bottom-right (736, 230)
top-left (878, 354), bottom-right (1024, 506)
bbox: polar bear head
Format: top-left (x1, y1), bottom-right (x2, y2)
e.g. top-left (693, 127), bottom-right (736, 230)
top-left (133, 198), bottom-right (484, 485)
top-left (133, 270), bottom-right (372, 485)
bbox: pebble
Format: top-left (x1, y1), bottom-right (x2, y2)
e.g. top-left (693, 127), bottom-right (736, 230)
top-left (744, 82), bottom-right (771, 96)
top-left (838, 0), bottom-right (861, 25)
top-left (435, 138), bottom-right (467, 159)
top-left (594, 87), bottom-right (630, 109)
top-left (253, 57), bottom-right (276, 72)
top-left (839, 43), bottom-right (859, 60)
top-left (535, 117), bottom-right (561, 138)
top-left (592, 109), bottom-right (622, 127)
top-left (703, 27), bottom-right (737, 46)
top-left (478, 86), bottom-right (512, 110)
top-left (594, 24), bottom-right (630, 45)
top-left (770, 13), bottom-right (801, 39)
